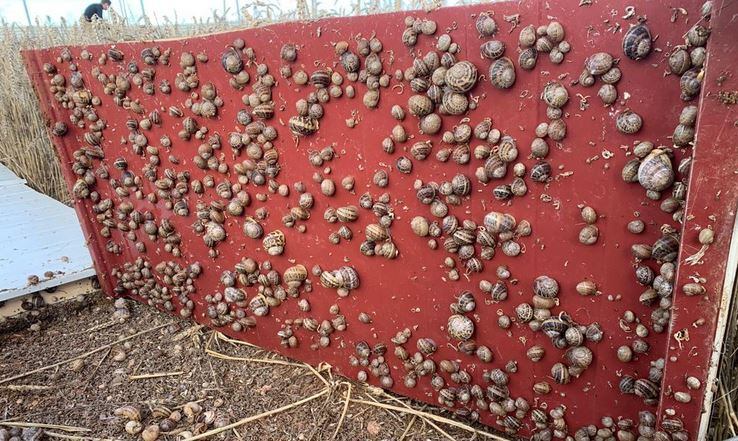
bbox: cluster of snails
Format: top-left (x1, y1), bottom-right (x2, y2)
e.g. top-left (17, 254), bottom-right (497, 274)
top-left (668, 25), bottom-right (710, 102)
top-left (672, 105), bottom-right (698, 147)
top-left (528, 405), bottom-right (572, 440)
top-left (227, 121), bottom-right (281, 187)
top-left (351, 340), bottom-right (394, 389)
top-left (581, 51), bottom-right (642, 134)
top-left (619, 358), bottom-right (666, 407)
top-left (622, 145), bottom-right (678, 200)
top-left (577, 205), bottom-right (599, 245)
top-left (112, 258), bottom-right (173, 309)
top-left (153, 260), bottom-right (202, 318)
top-left (285, 304), bottom-right (348, 350)
top-left (113, 401), bottom-right (228, 440)
top-left (568, 412), bottom-right (670, 441)
top-left (318, 266), bottom-right (360, 296)
top-left (517, 21), bottom-right (571, 70)
top-left (356, 192), bottom-right (400, 259)
top-left (629, 227), bottom-right (681, 334)
top-left (525, 81), bottom-right (569, 179)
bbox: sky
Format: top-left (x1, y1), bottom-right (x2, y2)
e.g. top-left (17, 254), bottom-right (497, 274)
top-left (0, 0), bottom-right (318, 25)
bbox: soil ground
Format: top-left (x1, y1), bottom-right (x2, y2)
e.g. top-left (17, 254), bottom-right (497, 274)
top-left (0, 291), bottom-right (504, 441)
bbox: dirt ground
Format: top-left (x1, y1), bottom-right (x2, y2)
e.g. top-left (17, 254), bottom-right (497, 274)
top-left (0, 291), bottom-right (504, 441)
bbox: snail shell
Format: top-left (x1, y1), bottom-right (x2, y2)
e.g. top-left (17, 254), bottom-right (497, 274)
top-left (262, 230), bottom-right (286, 255)
top-left (484, 211), bottom-right (516, 233)
top-left (585, 52), bottom-right (613, 76)
top-left (621, 158), bottom-right (641, 183)
top-left (489, 57), bottom-right (516, 89)
top-left (445, 61), bottom-right (478, 93)
top-left (622, 24), bottom-right (652, 60)
top-left (634, 378), bottom-right (660, 400)
top-left (598, 84), bottom-right (618, 105)
top-left (616, 110), bottom-right (643, 134)
top-left (530, 161), bottom-right (551, 182)
top-left (601, 66), bottom-right (622, 84)
top-left (475, 12), bottom-right (498, 36)
top-left (533, 275), bottom-right (559, 298)
top-left (579, 225), bottom-right (599, 245)
top-left (652, 234), bottom-right (679, 262)
top-left (288, 116), bottom-right (319, 136)
top-left (686, 25), bottom-right (710, 47)
top-left (668, 48), bottom-right (692, 75)
top-left (551, 363), bottom-right (570, 384)
top-left (447, 314), bottom-right (475, 340)
top-left (480, 40), bottom-right (506, 60)
top-left (519, 25), bottom-right (536, 47)
top-left (542, 82), bottom-right (569, 108)
top-left (576, 280), bottom-right (597, 296)
top-left (518, 48), bottom-right (538, 71)
top-left (408, 94), bottom-right (434, 117)
top-left (441, 92), bottom-right (469, 115)
top-left (638, 149), bottom-right (674, 192)
top-left (673, 124), bottom-right (695, 147)
top-left (221, 47), bottom-right (243, 74)
top-left (526, 345), bottom-right (545, 362)
top-left (566, 346), bottom-right (593, 368)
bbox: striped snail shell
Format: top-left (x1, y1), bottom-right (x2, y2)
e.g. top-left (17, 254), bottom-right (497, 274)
top-left (484, 211), bottom-right (516, 233)
top-left (652, 233), bottom-right (679, 262)
top-left (498, 136), bottom-right (518, 162)
top-left (451, 174), bottom-right (471, 196)
top-left (530, 161), bottom-right (552, 182)
top-left (262, 230), bottom-right (286, 255)
top-left (447, 314), bottom-right (475, 340)
top-left (672, 124), bottom-right (695, 147)
top-left (622, 158), bottom-right (641, 183)
top-left (623, 24), bottom-right (652, 60)
top-left (493, 184), bottom-right (512, 200)
top-left (417, 337), bottom-right (438, 355)
top-left (579, 69), bottom-right (596, 87)
top-left (601, 66), bottom-right (622, 84)
top-left (566, 346), bottom-right (593, 368)
top-left (527, 345), bottom-right (545, 362)
top-left (283, 265), bottom-right (307, 288)
top-left (668, 48), bottom-right (692, 75)
top-left (336, 205), bottom-right (359, 222)
top-left (541, 317), bottom-right (568, 339)
top-left (515, 302), bottom-right (534, 323)
top-left (489, 57), bottom-right (516, 89)
top-left (480, 40), bottom-right (506, 60)
top-left (533, 275), bottom-right (559, 298)
top-left (619, 375), bottom-right (636, 394)
top-left (598, 84), bottom-right (618, 105)
top-left (288, 116), bottom-right (319, 136)
top-left (445, 61), bottom-right (478, 93)
top-left (680, 68), bottom-right (702, 99)
top-left (483, 153), bottom-right (507, 179)
top-left (542, 82), bottom-right (569, 108)
top-left (490, 281), bottom-right (508, 302)
top-left (364, 223), bottom-right (389, 242)
top-left (441, 92), bottom-right (468, 116)
top-left (634, 378), bottom-right (660, 400)
top-left (510, 177), bottom-right (527, 197)
top-left (518, 48), bottom-right (538, 71)
top-left (638, 149), bottom-right (674, 192)
top-left (475, 12), bottom-right (498, 36)
top-left (408, 94), bottom-right (434, 117)
top-left (410, 141), bottom-right (432, 160)
top-left (221, 47), bottom-right (243, 74)
top-left (616, 110), bottom-right (643, 134)
top-left (336, 266), bottom-right (360, 289)
top-left (457, 291), bottom-right (476, 312)
top-left (585, 52), bottom-right (613, 76)
top-left (551, 362), bottom-right (570, 384)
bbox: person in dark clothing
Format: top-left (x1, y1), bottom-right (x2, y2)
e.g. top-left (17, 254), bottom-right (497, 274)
top-left (83, 0), bottom-right (111, 22)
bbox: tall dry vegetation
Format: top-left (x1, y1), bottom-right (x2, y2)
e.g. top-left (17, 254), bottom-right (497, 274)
top-left (0, 0), bottom-right (424, 202)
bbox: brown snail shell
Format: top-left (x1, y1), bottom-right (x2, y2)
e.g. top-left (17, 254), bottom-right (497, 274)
top-left (601, 67), bottom-right (622, 84)
top-left (288, 116), bottom-right (319, 137)
top-left (533, 275), bottom-right (559, 298)
top-left (638, 149), bottom-right (674, 192)
top-left (686, 25), bottom-right (710, 47)
top-left (489, 57), bottom-right (516, 89)
top-left (598, 84), bottom-right (618, 105)
top-left (585, 52), bottom-right (613, 76)
top-left (623, 24), bottom-right (652, 60)
top-left (621, 158), bottom-right (641, 182)
top-left (480, 40), bottom-right (506, 60)
top-left (542, 82), bottom-right (568, 108)
top-left (447, 314), bottom-right (474, 340)
top-left (616, 110), bottom-right (643, 134)
top-left (668, 48), bottom-right (692, 75)
top-left (579, 225), bottom-right (599, 245)
top-left (475, 12), bottom-right (498, 36)
top-left (518, 48), bottom-right (538, 71)
top-left (519, 25), bottom-right (536, 47)
top-left (445, 61), bottom-right (478, 93)
top-left (530, 161), bottom-right (551, 182)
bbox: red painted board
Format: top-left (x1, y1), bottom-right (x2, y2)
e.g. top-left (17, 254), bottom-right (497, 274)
top-left (21, 1), bottom-right (736, 438)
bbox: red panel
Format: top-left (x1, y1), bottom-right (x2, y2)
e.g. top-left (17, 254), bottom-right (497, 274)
top-left (21, 1), bottom-right (736, 438)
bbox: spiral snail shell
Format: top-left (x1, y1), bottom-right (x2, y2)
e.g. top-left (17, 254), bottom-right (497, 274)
top-left (616, 110), bottom-right (643, 134)
top-left (638, 149), bottom-right (674, 192)
top-left (489, 57), bottom-right (516, 89)
top-left (622, 24), bottom-right (652, 60)
top-left (444, 61), bottom-right (478, 93)
top-left (447, 314), bottom-right (475, 341)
